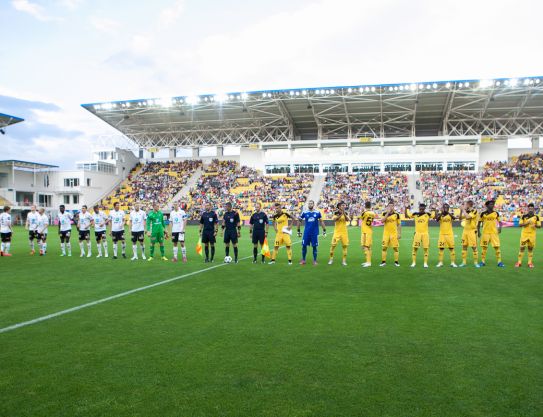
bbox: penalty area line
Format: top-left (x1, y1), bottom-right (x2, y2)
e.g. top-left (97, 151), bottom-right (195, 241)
top-left (0, 241), bottom-right (301, 335)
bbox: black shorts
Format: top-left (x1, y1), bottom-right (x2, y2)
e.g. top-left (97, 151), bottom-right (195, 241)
top-left (224, 229), bottom-right (238, 244)
top-left (37, 233), bottom-right (47, 242)
top-left (79, 230), bottom-right (90, 241)
top-left (95, 230), bottom-right (105, 242)
top-left (59, 230), bottom-right (71, 240)
top-left (252, 230), bottom-right (266, 245)
top-left (112, 231), bottom-right (125, 242)
top-left (172, 232), bottom-right (185, 243)
top-left (1, 232), bottom-right (12, 242)
top-left (29, 230), bottom-right (38, 240)
top-left (201, 230), bottom-right (216, 244)
top-left (131, 231), bottom-right (144, 243)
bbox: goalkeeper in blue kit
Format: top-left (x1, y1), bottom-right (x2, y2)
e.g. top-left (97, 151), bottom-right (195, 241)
top-left (297, 200), bottom-right (326, 265)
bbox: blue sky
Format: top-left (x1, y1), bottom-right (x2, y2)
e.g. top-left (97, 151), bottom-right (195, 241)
top-left (1, 0), bottom-right (543, 168)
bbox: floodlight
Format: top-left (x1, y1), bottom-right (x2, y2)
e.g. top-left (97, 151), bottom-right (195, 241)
top-left (330, 89), bottom-right (335, 94)
top-left (186, 96), bottom-right (199, 105)
top-left (359, 87), bottom-right (364, 93)
top-left (302, 90), bottom-right (307, 95)
top-left (479, 79), bottom-right (493, 88)
top-left (295, 91), bottom-right (300, 96)
top-left (523, 79), bottom-right (530, 86)
top-left (158, 97), bottom-right (173, 107)
top-left (214, 94), bottom-right (227, 103)
top-left (445, 82), bottom-right (451, 88)
top-left (290, 91), bottom-right (295, 96)
top-left (465, 82), bottom-right (470, 87)
top-left (432, 83), bottom-right (437, 89)
top-left (370, 87), bottom-right (375, 92)
top-left (241, 92), bottom-right (249, 100)
top-left (347, 88), bottom-right (352, 93)
top-left (102, 102), bottom-right (113, 110)
top-left (509, 78), bottom-right (519, 87)
top-left (459, 83), bottom-right (463, 88)
top-left (365, 87), bottom-right (370, 92)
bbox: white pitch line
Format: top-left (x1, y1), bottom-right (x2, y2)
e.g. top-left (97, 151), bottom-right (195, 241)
top-left (1, 241), bottom-right (301, 334)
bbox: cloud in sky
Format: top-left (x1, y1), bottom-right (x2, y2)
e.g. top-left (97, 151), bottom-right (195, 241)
top-left (2, 0), bottom-right (543, 168)
top-left (11, 0), bottom-right (62, 21)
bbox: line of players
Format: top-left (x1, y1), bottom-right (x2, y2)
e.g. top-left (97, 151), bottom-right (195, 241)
top-left (0, 198), bottom-right (541, 268)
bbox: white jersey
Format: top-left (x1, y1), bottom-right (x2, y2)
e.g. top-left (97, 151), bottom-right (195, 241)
top-left (92, 211), bottom-right (108, 232)
top-left (37, 214), bottom-right (49, 234)
top-left (130, 210), bottom-right (146, 232)
top-left (27, 211), bottom-right (39, 231)
top-left (78, 211), bottom-right (93, 231)
top-left (0, 212), bottom-right (12, 233)
top-left (109, 210), bottom-right (125, 232)
top-left (58, 211), bottom-right (73, 232)
top-left (170, 209), bottom-right (187, 233)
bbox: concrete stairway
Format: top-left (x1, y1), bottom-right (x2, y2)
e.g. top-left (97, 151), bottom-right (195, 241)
top-left (407, 173), bottom-right (423, 207)
top-left (170, 168), bottom-right (203, 204)
top-left (306, 174), bottom-right (326, 208)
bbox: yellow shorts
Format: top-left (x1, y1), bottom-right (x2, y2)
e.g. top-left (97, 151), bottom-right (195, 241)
top-left (461, 230), bottom-right (478, 247)
top-left (481, 233), bottom-right (500, 248)
top-left (520, 236), bottom-right (536, 248)
top-left (361, 232), bottom-right (373, 247)
top-left (274, 233), bottom-right (292, 247)
top-left (332, 233), bottom-right (349, 247)
top-left (412, 232), bottom-right (430, 249)
top-left (438, 234), bottom-right (455, 249)
top-left (382, 233), bottom-right (399, 248)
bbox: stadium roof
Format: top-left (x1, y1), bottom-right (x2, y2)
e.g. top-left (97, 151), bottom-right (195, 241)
top-left (0, 160), bottom-right (58, 170)
top-left (82, 77), bottom-right (543, 149)
top-left (0, 113), bottom-right (24, 129)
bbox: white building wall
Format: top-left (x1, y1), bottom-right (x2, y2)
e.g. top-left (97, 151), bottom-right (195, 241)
top-left (479, 140), bottom-right (508, 165)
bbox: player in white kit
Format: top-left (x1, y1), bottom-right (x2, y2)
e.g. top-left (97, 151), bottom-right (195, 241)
top-left (26, 205), bottom-right (39, 255)
top-left (0, 206), bottom-right (13, 257)
top-left (36, 207), bottom-right (49, 256)
top-left (109, 201), bottom-right (127, 259)
top-left (92, 205), bottom-right (109, 258)
top-left (77, 205), bottom-right (94, 257)
top-left (129, 204), bottom-right (147, 260)
top-left (58, 204), bottom-right (74, 257)
top-left (170, 202), bottom-right (188, 263)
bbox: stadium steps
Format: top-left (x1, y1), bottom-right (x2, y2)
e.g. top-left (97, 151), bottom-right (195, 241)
top-left (171, 167), bottom-right (204, 204)
top-left (408, 173), bottom-right (423, 205)
top-left (0, 194), bottom-right (12, 206)
top-left (306, 174), bottom-right (326, 208)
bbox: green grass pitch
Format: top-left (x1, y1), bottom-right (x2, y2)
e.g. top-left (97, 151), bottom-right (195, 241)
top-left (1, 225), bottom-right (542, 417)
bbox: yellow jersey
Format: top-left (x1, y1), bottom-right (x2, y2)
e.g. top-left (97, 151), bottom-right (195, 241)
top-left (463, 209), bottom-right (478, 231)
top-left (438, 213), bottom-right (454, 235)
top-left (383, 212), bottom-right (401, 235)
top-left (360, 210), bottom-right (375, 234)
top-left (406, 209), bottom-right (433, 234)
top-left (480, 210), bottom-right (500, 235)
top-left (334, 213), bottom-right (349, 235)
top-left (520, 214), bottom-right (541, 238)
top-left (273, 211), bottom-right (292, 233)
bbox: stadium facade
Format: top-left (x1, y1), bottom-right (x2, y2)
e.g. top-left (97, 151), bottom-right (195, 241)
top-left (1, 77), bottom-right (542, 220)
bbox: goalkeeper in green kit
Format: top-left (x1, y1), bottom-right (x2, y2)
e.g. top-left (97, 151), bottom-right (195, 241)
top-left (146, 203), bottom-right (169, 261)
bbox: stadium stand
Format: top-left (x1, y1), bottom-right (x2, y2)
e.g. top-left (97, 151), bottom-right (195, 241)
top-left (187, 159), bottom-right (313, 220)
top-left (420, 153), bottom-right (543, 219)
top-left (318, 172), bottom-right (411, 219)
top-left (101, 160), bottom-right (202, 210)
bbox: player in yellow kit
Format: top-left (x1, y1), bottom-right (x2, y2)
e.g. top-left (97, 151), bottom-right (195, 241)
top-left (405, 203), bottom-right (434, 268)
top-left (478, 200), bottom-right (504, 267)
top-left (434, 203), bottom-right (457, 268)
top-left (329, 202), bottom-right (350, 266)
top-left (515, 203), bottom-right (541, 268)
top-left (269, 203), bottom-right (295, 265)
top-left (360, 201), bottom-right (375, 267)
top-left (380, 202), bottom-right (401, 267)
top-left (459, 200), bottom-right (480, 268)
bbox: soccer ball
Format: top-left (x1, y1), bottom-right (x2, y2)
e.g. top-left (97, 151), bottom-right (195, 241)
top-left (224, 256), bottom-right (233, 263)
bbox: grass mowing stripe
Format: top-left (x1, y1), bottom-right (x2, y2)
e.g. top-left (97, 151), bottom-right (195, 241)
top-left (0, 241), bottom-right (301, 334)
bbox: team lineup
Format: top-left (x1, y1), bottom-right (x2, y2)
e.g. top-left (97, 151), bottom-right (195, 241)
top-left (0, 198), bottom-right (541, 268)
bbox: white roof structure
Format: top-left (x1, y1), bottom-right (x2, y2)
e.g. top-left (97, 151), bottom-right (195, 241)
top-left (82, 77), bottom-right (543, 149)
